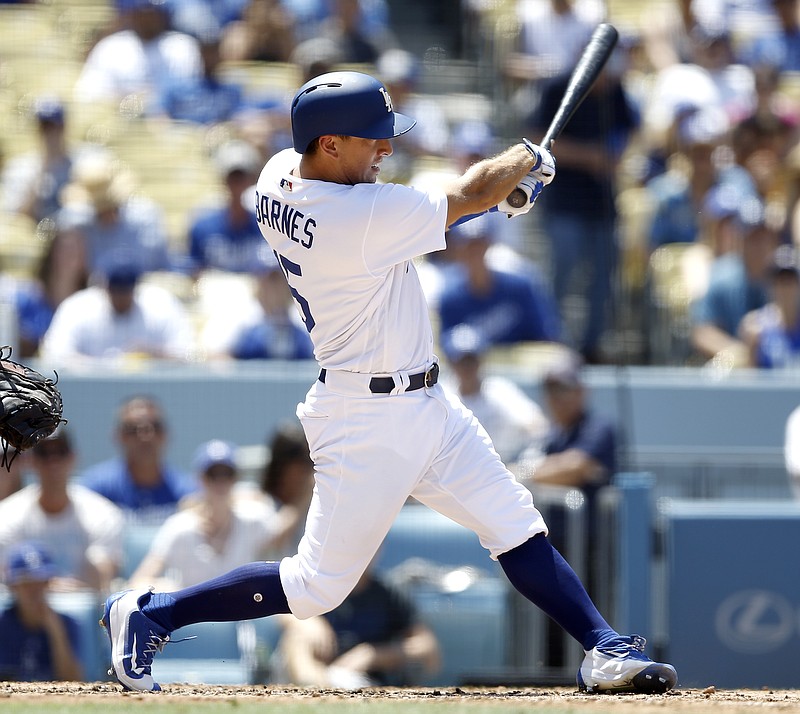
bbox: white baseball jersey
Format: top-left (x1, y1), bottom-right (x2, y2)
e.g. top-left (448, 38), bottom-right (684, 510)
top-left (254, 148), bottom-right (448, 374)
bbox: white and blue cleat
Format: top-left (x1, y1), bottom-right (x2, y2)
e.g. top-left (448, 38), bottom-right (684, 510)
top-left (577, 635), bottom-right (678, 694)
top-left (100, 588), bottom-right (171, 692)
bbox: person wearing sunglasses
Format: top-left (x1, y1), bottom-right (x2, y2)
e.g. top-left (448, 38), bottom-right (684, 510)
top-left (128, 439), bottom-right (286, 590)
top-left (79, 396), bottom-right (198, 526)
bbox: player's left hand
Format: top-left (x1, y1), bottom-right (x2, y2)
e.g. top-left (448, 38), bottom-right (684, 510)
top-left (523, 139), bottom-right (556, 185)
top-left (497, 174), bottom-right (545, 218)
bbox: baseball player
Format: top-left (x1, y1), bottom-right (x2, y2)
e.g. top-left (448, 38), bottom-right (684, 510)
top-left (101, 71), bottom-right (677, 694)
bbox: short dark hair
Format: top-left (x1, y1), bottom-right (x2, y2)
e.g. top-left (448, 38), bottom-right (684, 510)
top-left (261, 421), bottom-right (312, 497)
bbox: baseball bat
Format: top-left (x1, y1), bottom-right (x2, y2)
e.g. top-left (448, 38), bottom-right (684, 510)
top-left (506, 22), bottom-right (619, 209)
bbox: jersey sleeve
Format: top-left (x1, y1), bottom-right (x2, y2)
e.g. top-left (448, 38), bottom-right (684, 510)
top-left (361, 183), bottom-right (448, 272)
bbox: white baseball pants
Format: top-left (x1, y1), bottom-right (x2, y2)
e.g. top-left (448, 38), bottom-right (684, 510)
top-left (279, 376), bottom-right (548, 619)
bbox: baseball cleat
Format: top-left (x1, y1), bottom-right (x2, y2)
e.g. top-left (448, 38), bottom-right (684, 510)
top-left (577, 634), bottom-right (677, 694)
top-left (100, 588), bottom-right (170, 692)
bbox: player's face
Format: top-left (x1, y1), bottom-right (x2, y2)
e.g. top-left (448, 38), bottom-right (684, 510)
top-left (337, 136), bottom-right (393, 185)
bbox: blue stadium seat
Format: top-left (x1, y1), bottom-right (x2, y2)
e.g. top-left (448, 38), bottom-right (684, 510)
top-left (371, 506), bottom-right (509, 685)
top-left (155, 620), bottom-right (254, 685)
top-left (374, 505), bottom-right (500, 577)
top-left (410, 577), bottom-right (509, 686)
top-left (120, 524), bottom-right (162, 580)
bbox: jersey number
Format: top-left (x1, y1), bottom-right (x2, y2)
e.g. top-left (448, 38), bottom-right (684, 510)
top-left (275, 251), bottom-right (315, 333)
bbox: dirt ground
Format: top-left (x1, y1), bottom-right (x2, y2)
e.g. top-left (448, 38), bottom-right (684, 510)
top-left (2, 683), bottom-right (800, 712)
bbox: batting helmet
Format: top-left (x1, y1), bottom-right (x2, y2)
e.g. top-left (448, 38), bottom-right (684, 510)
top-left (291, 71), bottom-right (416, 153)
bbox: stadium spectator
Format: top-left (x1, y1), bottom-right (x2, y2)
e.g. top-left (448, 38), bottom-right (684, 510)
top-left (187, 140), bottom-right (268, 275)
top-left (375, 49), bottom-right (449, 164)
top-left (0, 542), bottom-right (83, 682)
top-left (440, 324), bottom-right (550, 467)
top-left (520, 352), bottom-right (617, 488)
top-left (739, 0), bottom-right (800, 73)
top-left (129, 440), bottom-right (286, 590)
top-left (39, 257), bottom-right (196, 364)
top-left (11, 223), bottom-right (89, 358)
top-left (690, 199), bottom-right (778, 365)
top-left (168, 0), bottom-right (248, 43)
top-left (0, 428), bottom-right (124, 594)
top-left (288, 0), bottom-right (395, 61)
top-left (290, 36), bottom-right (344, 83)
top-left (526, 56), bottom-right (636, 362)
top-left (272, 564), bottom-right (440, 688)
top-left (73, 0), bottom-right (202, 109)
top-left (700, 182), bottom-right (753, 258)
top-left (639, 0), bottom-right (707, 71)
top-left (228, 257), bottom-right (315, 360)
top-left (157, 23), bottom-right (247, 126)
top-left (219, 0), bottom-right (297, 62)
top-left (79, 395), bottom-right (198, 525)
top-left (502, 0), bottom-right (603, 125)
top-left (642, 26), bottom-right (755, 160)
top-left (57, 151), bottom-right (173, 276)
top-left (0, 97), bottom-right (80, 223)
top-left (646, 107), bottom-right (730, 252)
top-left (517, 349), bottom-right (618, 595)
top-left (437, 213), bottom-right (561, 349)
top-left (739, 245), bottom-right (800, 367)
top-left (258, 420), bottom-right (315, 560)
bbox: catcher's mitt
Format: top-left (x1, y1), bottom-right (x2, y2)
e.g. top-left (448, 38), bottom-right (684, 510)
top-left (0, 346), bottom-right (66, 470)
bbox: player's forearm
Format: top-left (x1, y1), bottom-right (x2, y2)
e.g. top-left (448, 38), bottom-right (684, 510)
top-left (445, 144), bottom-right (537, 225)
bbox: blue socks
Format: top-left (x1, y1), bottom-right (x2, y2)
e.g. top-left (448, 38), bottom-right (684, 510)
top-left (142, 561), bottom-right (290, 631)
top-left (498, 534), bottom-right (617, 651)
top-left (139, 539), bottom-right (618, 652)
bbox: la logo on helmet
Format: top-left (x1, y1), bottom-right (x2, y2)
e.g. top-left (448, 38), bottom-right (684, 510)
top-left (378, 87), bottom-right (393, 113)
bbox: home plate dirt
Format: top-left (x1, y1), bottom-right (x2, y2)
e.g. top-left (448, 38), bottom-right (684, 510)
top-left (2, 682), bottom-right (800, 712)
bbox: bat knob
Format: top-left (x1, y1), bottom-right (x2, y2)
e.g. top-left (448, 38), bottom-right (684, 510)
top-left (506, 188), bottom-right (527, 209)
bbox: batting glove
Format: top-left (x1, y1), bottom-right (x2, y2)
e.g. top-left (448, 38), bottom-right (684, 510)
top-left (496, 174), bottom-right (545, 218)
top-left (523, 139), bottom-right (556, 185)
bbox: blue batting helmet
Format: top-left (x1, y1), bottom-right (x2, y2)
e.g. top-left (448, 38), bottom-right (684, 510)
top-left (291, 71), bottom-right (416, 153)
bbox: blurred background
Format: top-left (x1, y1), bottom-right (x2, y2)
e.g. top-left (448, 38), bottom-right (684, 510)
top-left (1, 0), bottom-right (800, 694)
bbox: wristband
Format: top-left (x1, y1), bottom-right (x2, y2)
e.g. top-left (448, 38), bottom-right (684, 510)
top-left (522, 138), bottom-right (542, 171)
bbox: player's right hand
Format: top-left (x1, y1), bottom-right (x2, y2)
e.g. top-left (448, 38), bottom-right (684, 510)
top-left (523, 139), bottom-right (556, 186)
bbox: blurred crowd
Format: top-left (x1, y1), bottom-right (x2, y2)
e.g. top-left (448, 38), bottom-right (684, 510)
top-left (0, 401), bottom-right (443, 686)
top-left (4, 0), bottom-right (800, 370)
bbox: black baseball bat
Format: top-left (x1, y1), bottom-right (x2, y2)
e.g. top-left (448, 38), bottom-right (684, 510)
top-left (506, 22), bottom-right (619, 209)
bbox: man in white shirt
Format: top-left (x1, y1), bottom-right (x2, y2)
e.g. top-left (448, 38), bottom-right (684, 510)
top-left (39, 258), bottom-right (195, 365)
top-left (73, 0), bottom-right (202, 108)
top-left (0, 427), bottom-right (124, 593)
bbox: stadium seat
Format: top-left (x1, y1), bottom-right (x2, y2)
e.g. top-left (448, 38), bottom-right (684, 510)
top-left (404, 576), bottom-right (509, 686)
top-left (154, 620), bottom-right (256, 685)
top-left (374, 505), bottom-right (500, 577)
top-left (119, 523), bottom-right (162, 581)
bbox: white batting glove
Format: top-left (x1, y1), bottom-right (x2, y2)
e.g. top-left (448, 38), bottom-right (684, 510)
top-left (496, 174), bottom-right (545, 218)
top-left (523, 138), bottom-right (556, 185)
